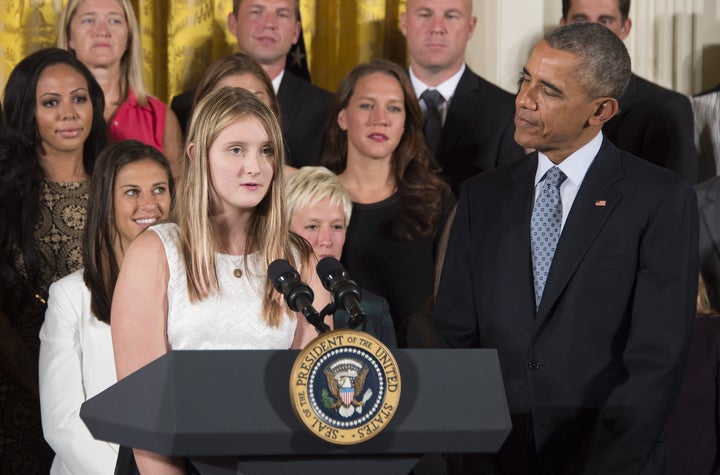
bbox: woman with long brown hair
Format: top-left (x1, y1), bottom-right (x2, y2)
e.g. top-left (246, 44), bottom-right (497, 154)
top-left (321, 59), bottom-right (454, 347)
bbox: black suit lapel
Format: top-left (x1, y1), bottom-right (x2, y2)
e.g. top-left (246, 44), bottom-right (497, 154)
top-left (436, 68), bottom-right (478, 166)
top-left (505, 156), bottom-right (540, 316)
top-left (535, 140), bottom-right (625, 324)
top-left (277, 71), bottom-right (301, 133)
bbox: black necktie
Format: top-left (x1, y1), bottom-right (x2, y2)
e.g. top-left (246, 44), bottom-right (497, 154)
top-left (421, 89), bottom-right (443, 157)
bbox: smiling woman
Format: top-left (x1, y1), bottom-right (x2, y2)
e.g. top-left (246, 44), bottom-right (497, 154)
top-left (0, 47), bottom-right (108, 474)
top-left (39, 140), bottom-right (174, 475)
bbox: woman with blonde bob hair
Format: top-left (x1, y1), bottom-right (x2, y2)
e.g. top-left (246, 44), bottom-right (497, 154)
top-left (57, 0), bottom-right (182, 175)
top-left (112, 87), bottom-right (330, 473)
top-left (285, 166), bottom-right (397, 346)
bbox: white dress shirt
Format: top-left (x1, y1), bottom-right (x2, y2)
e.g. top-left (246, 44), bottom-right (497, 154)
top-left (409, 64), bottom-right (465, 125)
top-left (534, 131), bottom-right (603, 230)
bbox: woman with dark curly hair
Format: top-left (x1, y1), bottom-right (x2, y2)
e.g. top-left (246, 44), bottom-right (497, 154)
top-left (320, 59), bottom-right (454, 347)
top-left (0, 47), bottom-right (108, 473)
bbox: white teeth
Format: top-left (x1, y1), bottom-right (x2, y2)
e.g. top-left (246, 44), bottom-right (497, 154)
top-left (135, 218), bottom-right (157, 225)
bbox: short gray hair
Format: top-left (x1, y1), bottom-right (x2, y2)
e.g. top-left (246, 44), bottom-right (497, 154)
top-left (545, 22), bottom-right (631, 100)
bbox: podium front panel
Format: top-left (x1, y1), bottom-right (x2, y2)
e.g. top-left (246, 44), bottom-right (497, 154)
top-left (81, 348), bottom-right (511, 456)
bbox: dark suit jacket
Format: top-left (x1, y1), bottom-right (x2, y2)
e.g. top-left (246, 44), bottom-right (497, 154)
top-left (432, 66), bottom-right (525, 194)
top-left (170, 70), bottom-right (331, 168)
top-left (605, 73), bottom-right (697, 183)
top-left (333, 289), bottom-right (397, 347)
top-left (665, 315), bottom-right (720, 475)
top-left (697, 176), bottom-right (720, 310)
top-left (169, 90), bottom-right (195, 138)
top-left (435, 139), bottom-right (698, 474)
top-left (276, 70), bottom-right (332, 168)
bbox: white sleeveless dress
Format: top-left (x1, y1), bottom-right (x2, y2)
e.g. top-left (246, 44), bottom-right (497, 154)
top-left (151, 223), bottom-right (296, 350)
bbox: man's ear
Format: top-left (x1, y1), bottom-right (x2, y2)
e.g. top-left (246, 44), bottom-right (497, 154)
top-left (227, 12), bottom-right (237, 34)
top-left (292, 20), bottom-right (301, 45)
top-left (400, 11), bottom-right (407, 37)
top-left (589, 98), bottom-right (619, 126)
top-left (618, 18), bottom-right (632, 40)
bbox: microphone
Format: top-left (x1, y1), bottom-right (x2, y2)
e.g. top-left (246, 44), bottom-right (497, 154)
top-left (316, 257), bottom-right (366, 329)
top-left (268, 259), bottom-right (329, 334)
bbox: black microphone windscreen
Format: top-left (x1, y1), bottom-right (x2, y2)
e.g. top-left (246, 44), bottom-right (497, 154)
top-left (316, 256), bottom-right (345, 284)
top-left (268, 259), bottom-right (295, 290)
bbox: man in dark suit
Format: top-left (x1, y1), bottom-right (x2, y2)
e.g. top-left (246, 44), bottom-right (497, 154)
top-left (435, 22), bottom-right (698, 474)
top-left (400, 0), bottom-right (524, 195)
top-left (561, 0), bottom-right (697, 184)
top-left (171, 0), bottom-right (331, 168)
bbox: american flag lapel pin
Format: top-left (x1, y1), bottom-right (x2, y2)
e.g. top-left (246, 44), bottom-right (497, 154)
top-left (595, 200), bottom-right (607, 207)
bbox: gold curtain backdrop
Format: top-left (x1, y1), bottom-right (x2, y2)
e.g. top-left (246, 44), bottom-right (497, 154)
top-left (0, 0), bottom-right (407, 104)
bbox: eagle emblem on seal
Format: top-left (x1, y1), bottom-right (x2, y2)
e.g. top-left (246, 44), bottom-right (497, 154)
top-left (323, 358), bottom-right (374, 418)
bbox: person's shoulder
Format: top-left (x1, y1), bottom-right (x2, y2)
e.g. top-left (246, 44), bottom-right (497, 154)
top-left (612, 140), bottom-right (689, 186)
top-left (464, 153), bottom-right (531, 188)
top-left (171, 89), bottom-right (195, 106)
top-left (630, 73), bottom-right (690, 105)
top-left (130, 223), bottom-right (174, 256)
top-left (610, 146), bottom-right (695, 207)
top-left (460, 65), bottom-right (515, 101)
top-left (360, 289), bottom-right (390, 310)
top-left (50, 269), bottom-right (85, 293)
top-left (281, 71), bottom-right (333, 100)
top-left (694, 83), bottom-right (720, 98)
top-left (145, 94), bottom-right (170, 110)
top-left (695, 175), bottom-right (720, 199)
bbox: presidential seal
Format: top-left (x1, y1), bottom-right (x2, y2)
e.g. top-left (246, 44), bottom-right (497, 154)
top-left (289, 329), bottom-right (401, 445)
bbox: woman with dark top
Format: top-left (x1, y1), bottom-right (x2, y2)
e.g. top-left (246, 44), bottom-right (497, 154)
top-left (0, 47), bottom-right (108, 474)
top-left (666, 275), bottom-right (720, 474)
top-left (320, 59), bottom-right (453, 347)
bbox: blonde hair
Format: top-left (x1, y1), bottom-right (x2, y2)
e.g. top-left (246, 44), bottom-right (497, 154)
top-left (697, 274), bottom-right (716, 316)
top-left (57, 0), bottom-right (148, 106)
top-left (178, 86), bottom-right (305, 326)
top-left (285, 166), bottom-right (352, 227)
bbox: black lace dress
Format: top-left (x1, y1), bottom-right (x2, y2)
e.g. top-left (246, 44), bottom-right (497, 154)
top-left (0, 180), bottom-right (88, 474)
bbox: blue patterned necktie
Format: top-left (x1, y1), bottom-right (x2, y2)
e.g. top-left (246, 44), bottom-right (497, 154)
top-left (531, 166), bottom-right (567, 309)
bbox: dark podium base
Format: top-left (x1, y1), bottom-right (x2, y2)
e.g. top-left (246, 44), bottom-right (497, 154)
top-left (192, 455), bottom-right (418, 475)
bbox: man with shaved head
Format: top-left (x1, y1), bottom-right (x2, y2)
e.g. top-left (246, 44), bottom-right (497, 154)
top-left (401, 0), bottom-right (524, 195)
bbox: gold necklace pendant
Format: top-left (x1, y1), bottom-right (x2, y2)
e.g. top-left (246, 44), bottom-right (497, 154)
top-left (233, 268), bottom-right (243, 278)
